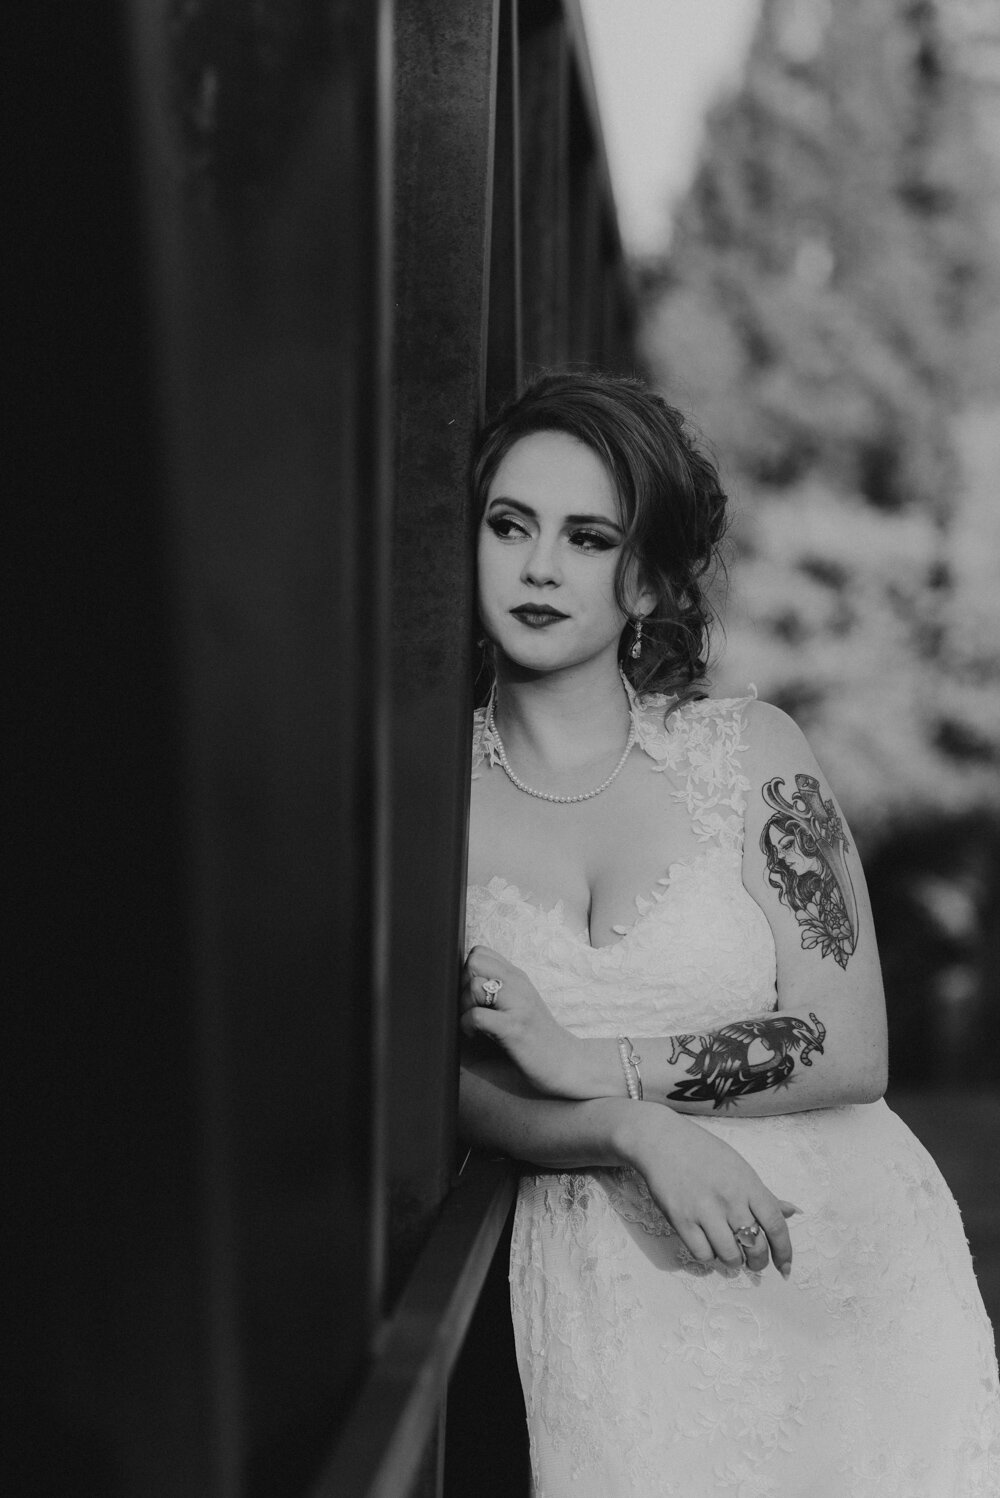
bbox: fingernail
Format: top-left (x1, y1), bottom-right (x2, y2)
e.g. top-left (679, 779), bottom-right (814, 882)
top-left (780, 1264), bottom-right (791, 1280)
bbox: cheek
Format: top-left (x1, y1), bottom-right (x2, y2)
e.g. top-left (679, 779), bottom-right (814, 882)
top-left (476, 529), bottom-right (496, 585)
top-left (593, 558), bottom-right (626, 617)
top-left (476, 532), bottom-right (508, 614)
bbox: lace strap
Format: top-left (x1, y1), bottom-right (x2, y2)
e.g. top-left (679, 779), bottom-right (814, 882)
top-left (471, 708), bottom-right (486, 778)
top-left (473, 687), bottom-right (755, 844)
top-left (633, 692), bottom-right (754, 851)
top-left (471, 702), bottom-right (503, 779)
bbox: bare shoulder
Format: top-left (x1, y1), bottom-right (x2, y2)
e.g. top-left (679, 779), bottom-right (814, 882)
top-left (741, 698), bottom-right (815, 759)
top-left (740, 700), bottom-right (836, 832)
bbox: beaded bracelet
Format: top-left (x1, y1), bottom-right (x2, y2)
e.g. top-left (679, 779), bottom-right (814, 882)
top-left (616, 1035), bottom-right (643, 1102)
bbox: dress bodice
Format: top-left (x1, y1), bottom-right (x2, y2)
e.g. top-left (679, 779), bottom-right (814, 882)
top-left (467, 691), bottom-right (778, 1037)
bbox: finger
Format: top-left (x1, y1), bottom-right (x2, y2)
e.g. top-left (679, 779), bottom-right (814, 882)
top-left (672, 1221), bottom-right (718, 1266)
top-left (460, 1005), bottom-right (503, 1041)
top-left (745, 1235), bottom-right (770, 1273)
top-left (460, 969), bottom-right (505, 1013)
top-left (699, 1211), bottom-right (745, 1269)
top-left (464, 957), bottom-right (507, 997)
top-left (730, 1221), bottom-right (769, 1273)
top-left (465, 944), bottom-right (503, 976)
top-left (751, 1197), bottom-right (794, 1277)
top-left (460, 975), bottom-right (503, 1013)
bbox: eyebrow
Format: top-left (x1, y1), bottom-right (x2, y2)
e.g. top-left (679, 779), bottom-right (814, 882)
top-left (486, 497), bottom-right (623, 532)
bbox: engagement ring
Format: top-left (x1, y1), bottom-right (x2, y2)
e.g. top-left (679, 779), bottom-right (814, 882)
top-left (480, 978), bottom-right (502, 1007)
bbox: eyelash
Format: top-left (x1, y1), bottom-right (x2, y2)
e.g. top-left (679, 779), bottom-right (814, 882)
top-left (571, 529), bottom-right (616, 553)
top-left (485, 516), bottom-right (616, 553)
top-left (486, 515), bottom-right (528, 541)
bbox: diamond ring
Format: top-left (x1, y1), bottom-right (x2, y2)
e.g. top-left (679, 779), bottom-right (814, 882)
top-left (480, 978), bottom-right (503, 1007)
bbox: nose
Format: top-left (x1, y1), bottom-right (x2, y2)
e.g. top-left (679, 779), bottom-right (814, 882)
top-left (521, 532), bottom-right (561, 587)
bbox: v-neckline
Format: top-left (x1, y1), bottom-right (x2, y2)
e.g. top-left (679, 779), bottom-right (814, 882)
top-left (466, 851), bottom-right (720, 952)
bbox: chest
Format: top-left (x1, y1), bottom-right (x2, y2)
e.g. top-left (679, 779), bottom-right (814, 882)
top-left (468, 752), bottom-right (710, 949)
top-left (466, 845), bottom-right (777, 1034)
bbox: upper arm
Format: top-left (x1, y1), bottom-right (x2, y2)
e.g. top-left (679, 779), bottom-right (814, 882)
top-left (740, 700), bottom-right (888, 1091)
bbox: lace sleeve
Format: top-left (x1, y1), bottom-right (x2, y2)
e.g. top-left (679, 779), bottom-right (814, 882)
top-left (632, 692), bottom-right (756, 853)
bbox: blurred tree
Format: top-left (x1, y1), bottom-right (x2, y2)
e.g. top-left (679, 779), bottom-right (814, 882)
top-left (641, 0), bottom-right (1000, 1076)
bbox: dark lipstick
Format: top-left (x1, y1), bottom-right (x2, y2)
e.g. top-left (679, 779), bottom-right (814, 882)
top-left (510, 604), bottom-right (569, 627)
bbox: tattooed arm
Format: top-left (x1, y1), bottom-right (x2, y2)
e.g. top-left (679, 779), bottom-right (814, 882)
top-left (727, 699), bottom-right (887, 1109)
top-left (589, 701), bottom-right (887, 1113)
top-left (464, 702), bottom-right (888, 1116)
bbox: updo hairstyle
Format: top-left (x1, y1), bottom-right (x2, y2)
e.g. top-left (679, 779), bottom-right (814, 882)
top-left (471, 369), bottom-right (729, 701)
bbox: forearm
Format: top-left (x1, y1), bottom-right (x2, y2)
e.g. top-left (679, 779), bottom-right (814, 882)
top-left (571, 1005), bottom-right (887, 1115)
top-left (460, 1048), bottom-right (644, 1169)
top-left (461, 1047), bottom-right (802, 1275)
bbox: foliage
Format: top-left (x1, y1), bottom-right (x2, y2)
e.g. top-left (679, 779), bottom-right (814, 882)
top-left (642, 0), bottom-right (1000, 847)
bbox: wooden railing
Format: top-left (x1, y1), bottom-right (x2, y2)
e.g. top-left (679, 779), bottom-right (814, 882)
top-left (314, 1159), bottom-right (517, 1498)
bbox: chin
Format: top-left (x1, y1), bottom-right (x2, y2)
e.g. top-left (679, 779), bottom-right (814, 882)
top-left (495, 644), bottom-right (566, 674)
top-left (500, 643), bottom-right (616, 679)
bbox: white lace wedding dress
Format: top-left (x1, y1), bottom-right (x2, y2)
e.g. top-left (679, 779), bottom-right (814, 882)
top-left (467, 693), bottom-right (1000, 1497)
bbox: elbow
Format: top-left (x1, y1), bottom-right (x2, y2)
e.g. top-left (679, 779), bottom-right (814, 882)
top-left (830, 1037), bottom-right (888, 1105)
top-left (852, 1055), bottom-right (889, 1105)
top-left (870, 1033), bottom-right (890, 1100)
top-left (848, 1025), bottom-right (889, 1104)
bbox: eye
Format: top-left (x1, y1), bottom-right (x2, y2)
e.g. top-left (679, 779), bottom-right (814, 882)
top-left (569, 528), bottom-right (617, 553)
top-left (485, 513), bottom-right (529, 541)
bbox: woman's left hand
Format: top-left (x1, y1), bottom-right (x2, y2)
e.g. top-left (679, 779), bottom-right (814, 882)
top-left (460, 946), bottom-right (585, 1098)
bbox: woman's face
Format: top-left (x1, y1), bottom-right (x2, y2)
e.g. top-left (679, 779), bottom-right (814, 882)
top-left (771, 825), bottom-right (822, 878)
top-left (477, 431), bottom-right (651, 677)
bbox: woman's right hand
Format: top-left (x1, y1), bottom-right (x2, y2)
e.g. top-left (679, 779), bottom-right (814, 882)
top-left (618, 1104), bottom-right (799, 1276)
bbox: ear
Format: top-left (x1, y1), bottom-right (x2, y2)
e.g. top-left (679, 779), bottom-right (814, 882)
top-left (620, 552), bottom-right (658, 622)
top-left (629, 581), bottom-right (657, 622)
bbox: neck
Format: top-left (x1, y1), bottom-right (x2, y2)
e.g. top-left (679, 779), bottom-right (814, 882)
top-left (491, 654), bottom-right (631, 773)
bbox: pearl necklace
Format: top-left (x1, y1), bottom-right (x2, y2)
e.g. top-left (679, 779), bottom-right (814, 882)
top-left (485, 695), bottom-right (638, 804)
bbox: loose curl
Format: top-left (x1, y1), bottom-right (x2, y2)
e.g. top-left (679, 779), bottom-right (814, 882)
top-left (471, 369), bottom-right (729, 702)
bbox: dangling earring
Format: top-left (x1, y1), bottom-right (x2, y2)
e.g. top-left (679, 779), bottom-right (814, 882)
top-left (630, 618), bottom-right (644, 659)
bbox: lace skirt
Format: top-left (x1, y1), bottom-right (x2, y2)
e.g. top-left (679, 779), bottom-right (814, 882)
top-left (510, 1100), bottom-right (1000, 1498)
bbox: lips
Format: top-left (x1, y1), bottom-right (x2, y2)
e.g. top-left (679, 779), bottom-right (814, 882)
top-left (510, 605), bottom-right (569, 627)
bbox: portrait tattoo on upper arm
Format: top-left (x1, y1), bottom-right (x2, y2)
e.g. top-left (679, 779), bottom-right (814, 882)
top-left (760, 774), bottom-right (858, 968)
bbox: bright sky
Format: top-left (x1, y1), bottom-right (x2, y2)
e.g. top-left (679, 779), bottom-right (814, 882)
top-left (578, 0), bottom-right (763, 257)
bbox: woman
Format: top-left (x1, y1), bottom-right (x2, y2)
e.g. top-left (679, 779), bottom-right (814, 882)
top-left (460, 371), bottom-right (1000, 1497)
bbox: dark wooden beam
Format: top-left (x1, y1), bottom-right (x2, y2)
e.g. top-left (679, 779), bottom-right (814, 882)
top-left (6, 4), bottom-right (394, 1492)
top-left (567, 75), bottom-right (601, 363)
top-left (385, 0), bottom-right (500, 1309)
top-left (128, 1), bottom-right (396, 1488)
top-left (519, 0), bottom-right (570, 368)
top-left (485, 0), bottom-right (523, 413)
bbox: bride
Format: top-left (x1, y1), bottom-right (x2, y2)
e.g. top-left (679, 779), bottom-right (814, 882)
top-left (460, 370), bottom-right (1000, 1496)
